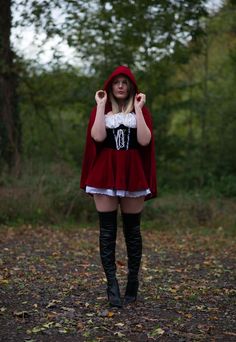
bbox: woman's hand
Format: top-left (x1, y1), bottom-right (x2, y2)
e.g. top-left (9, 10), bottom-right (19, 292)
top-left (95, 90), bottom-right (107, 106)
top-left (134, 93), bottom-right (146, 109)
top-left (134, 92), bottom-right (151, 146)
top-left (91, 90), bottom-right (107, 142)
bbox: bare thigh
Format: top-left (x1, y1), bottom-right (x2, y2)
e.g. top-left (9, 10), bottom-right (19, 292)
top-left (120, 196), bottom-right (145, 213)
top-left (93, 194), bottom-right (119, 212)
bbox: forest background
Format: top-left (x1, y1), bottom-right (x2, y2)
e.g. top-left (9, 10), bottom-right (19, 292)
top-left (0, 0), bottom-right (235, 232)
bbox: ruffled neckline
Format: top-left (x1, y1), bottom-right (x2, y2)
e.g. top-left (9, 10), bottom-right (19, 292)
top-left (105, 112), bottom-right (136, 128)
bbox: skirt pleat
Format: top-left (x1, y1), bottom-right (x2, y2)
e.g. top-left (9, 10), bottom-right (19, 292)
top-left (85, 148), bottom-right (148, 192)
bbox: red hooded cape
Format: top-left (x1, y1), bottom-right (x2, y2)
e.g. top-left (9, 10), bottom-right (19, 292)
top-left (80, 65), bottom-right (157, 200)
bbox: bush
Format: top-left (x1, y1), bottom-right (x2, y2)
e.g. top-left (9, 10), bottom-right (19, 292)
top-left (0, 162), bottom-right (235, 235)
top-left (0, 161), bottom-right (95, 225)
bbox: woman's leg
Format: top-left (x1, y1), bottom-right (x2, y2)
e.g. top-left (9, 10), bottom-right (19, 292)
top-left (120, 196), bottom-right (145, 214)
top-left (94, 194), bottom-right (118, 212)
top-left (120, 196), bottom-right (145, 304)
top-left (94, 195), bottom-right (122, 307)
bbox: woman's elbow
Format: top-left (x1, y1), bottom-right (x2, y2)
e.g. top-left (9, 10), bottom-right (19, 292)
top-left (91, 130), bottom-right (107, 142)
top-left (138, 132), bottom-right (151, 146)
top-left (138, 138), bottom-right (151, 146)
top-left (93, 136), bottom-right (106, 142)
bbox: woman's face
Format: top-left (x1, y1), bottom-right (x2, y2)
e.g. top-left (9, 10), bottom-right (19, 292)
top-left (112, 75), bottom-right (129, 101)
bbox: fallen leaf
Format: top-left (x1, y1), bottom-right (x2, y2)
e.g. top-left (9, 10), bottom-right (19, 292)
top-left (31, 326), bottom-right (44, 333)
top-left (148, 327), bottom-right (165, 337)
top-left (114, 332), bottom-right (125, 337)
top-left (86, 313), bottom-right (95, 317)
top-left (58, 328), bottom-right (68, 333)
top-left (77, 321), bottom-right (85, 331)
top-left (224, 332), bottom-right (236, 336)
top-left (42, 322), bottom-right (54, 329)
top-left (13, 310), bottom-right (30, 318)
top-left (115, 322), bottom-right (125, 327)
top-left (61, 306), bottom-right (75, 312)
top-left (185, 313), bottom-right (193, 319)
top-left (107, 311), bottom-right (115, 318)
top-left (46, 299), bottom-right (61, 308)
top-left (0, 307), bottom-right (7, 314)
top-left (117, 260), bottom-right (125, 267)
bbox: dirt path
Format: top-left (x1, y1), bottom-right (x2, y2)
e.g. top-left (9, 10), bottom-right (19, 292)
top-left (0, 225), bottom-right (235, 341)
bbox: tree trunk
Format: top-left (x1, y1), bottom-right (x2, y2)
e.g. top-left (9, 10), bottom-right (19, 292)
top-left (200, 26), bottom-right (209, 187)
top-left (0, 0), bottom-right (21, 176)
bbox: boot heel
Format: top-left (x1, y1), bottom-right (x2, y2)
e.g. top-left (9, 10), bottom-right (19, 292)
top-left (107, 278), bottom-right (122, 308)
top-left (123, 280), bottom-right (139, 305)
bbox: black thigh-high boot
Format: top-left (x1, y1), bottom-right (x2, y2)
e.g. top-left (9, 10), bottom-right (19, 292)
top-left (98, 210), bottom-right (122, 308)
top-left (122, 212), bottom-right (142, 305)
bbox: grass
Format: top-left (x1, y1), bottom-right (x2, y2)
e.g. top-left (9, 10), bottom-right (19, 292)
top-left (0, 162), bottom-right (235, 237)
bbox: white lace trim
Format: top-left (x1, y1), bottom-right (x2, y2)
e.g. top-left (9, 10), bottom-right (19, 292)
top-left (86, 186), bottom-right (151, 198)
top-left (105, 112), bottom-right (136, 128)
top-left (113, 127), bottom-right (130, 150)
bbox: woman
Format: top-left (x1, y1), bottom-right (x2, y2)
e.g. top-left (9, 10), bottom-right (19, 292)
top-left (80, 65), bottom-right (157, 308)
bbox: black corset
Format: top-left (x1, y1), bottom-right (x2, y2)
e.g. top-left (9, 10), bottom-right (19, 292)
top-left (103, 125), bottom-right (138, 150)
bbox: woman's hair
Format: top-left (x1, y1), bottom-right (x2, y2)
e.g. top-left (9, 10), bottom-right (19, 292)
top-left (108, 76), bottom-right (136, 114)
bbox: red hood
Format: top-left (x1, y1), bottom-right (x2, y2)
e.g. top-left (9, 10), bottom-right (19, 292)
top-left (103, 65), bottom-right (138, 92)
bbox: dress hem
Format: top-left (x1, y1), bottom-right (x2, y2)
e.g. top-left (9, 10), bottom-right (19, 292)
top-left (85, 186), bottom-right (151, 198)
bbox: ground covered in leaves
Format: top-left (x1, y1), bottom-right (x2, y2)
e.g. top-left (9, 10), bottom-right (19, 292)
top-left (0, 224), bottom-right (235, 342)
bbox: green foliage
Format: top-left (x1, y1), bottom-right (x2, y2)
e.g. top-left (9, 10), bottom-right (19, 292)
top-left (63, 0), bottom-right (208, 73)
top-left (18, 64), bottom-right (98, 164)
top-left (153, 2), bottom-right (236, 190)
top-left (8, 1), bottom-right (235, 192)
top-left (0, 162), bottom-right (235, 233)
top-left (0, 161), bottom-right (96, 225)
top-left (1, 1), bottom-right (236, 227)
top-left (143, 191), bottom-right (236, 235)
